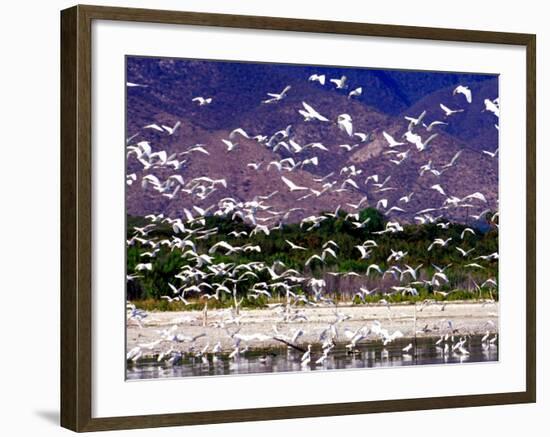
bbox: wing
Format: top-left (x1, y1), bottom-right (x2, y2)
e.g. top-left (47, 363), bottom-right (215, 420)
top-left (449, 150), bottom-right (462, 165)
top-left (341, 120), bottom-right (353, 136)
top-left (382, 131), bottom-right (393, 144)
top-left (301, 101), bottom-right (315, 114)
top-left (424, 133), bottom-right (439, 146)
top-left (281, 176), bottom-right (300, 191)
top-left (302, 102), bottom-right (327, 121)
top-left (144, 124), bottom-right (164, 132)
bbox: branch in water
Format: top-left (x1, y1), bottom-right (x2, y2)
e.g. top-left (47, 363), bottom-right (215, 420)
top-left (272, 336), bottom-right (307, 353)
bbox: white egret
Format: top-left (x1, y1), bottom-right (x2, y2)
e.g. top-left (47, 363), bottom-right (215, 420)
top-left (229, 128), bottom-right (250, 139)
top-left (453, 85), bottom-right (472, 103)
top-left (308, 74), bottom-right (326, 85)
top-left (431, 184), bottom-right (446, 196)
top-left (348, 87), bottom-right (362, 98)
top-left (222, 139), bottom-right (238, 151)
top-left (483, 98), bottom-right (500, 117)
top-left (440, 103), bottom-right (464, 117)
top-left (428, 238), bottom-right (452, 251)
top-left (143, 123), bottom-right (164, 132)
top-left (337, 114), bottom-right (353, 136)
top-left (286, 240), bottom-right (307, 251)
top-left (161, 121), bottom-right (181, 135)
top-left (404, 110), bottom-right (426, 128)
top-left (399, 192), bottom-right (414, 203)
top-left (482, 148), bottom-right (499, 158)
top-left (329, 75), bottom-right (348, 89)
top-left (339, 143), bottom-right (359, 152)
top-left (281, 176), bottom-right (308, 192)
top-left (263, 85), bottom-right (291, 103)
top-left (192, 96), bottom-right (213, 105)
top-left (127, 82), bottom-right (147, 87)
top-left (382, 131), bottom-right (404, 147)
top-left (456, 247), bottom-right (475, 257)
top-left (423, 120), bottom-right (448, 131)
top-left (442, 150), bottom-right (463, 169)
top-left (299, 101), bottom-right (329, 122)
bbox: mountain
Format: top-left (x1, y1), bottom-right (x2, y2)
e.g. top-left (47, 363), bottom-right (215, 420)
top-left (125, 57), bottom-right (499, 224)
top-left (401, 77), bottom-right (499, 151)
top-left (126, 57), bottom-right (497, 126)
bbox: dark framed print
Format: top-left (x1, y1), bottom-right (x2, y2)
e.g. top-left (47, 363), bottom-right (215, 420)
top-left (60, 4), bottom-right (536, 432)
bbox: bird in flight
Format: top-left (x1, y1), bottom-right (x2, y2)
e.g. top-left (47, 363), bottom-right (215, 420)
top-left (263, 85), bottom-right (291, 104)
top-left (440, 103), bottom-right (464, 117)
top-left (192, 96), bottom-right (213, 105)
top-left (382, 131), bottom-right (404, 147)
top-left (348, 87), bottom-right (362, 99)
top-left (453, 85), bottom-right (472, 103)
top-left (337, 114), bottom-right (353, 136)
top-left (299, 101), bottom-right (329, 122)
top-left (308, 74), bottom-right (326, 85)
top-left (330, 75), bottom-right (348, 89)
top-left (281, 176), bottom-right (308, 192)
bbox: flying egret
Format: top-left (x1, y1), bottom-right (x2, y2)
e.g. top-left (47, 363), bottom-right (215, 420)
top-left (281, 176), bottom-right (308, 192)
top-left (440, 103), bottom-right (464, 117)
top-left (339, 143), bottom-right (359, 152)
top-left (367, 264), bottom-right (383, 276)
top-left (382, 131), bottom-right (404, 147)
top-left (229, 127), bottom-right (250, 139)
top-left (483, 98), bottom-right (500, 117)
top-left (222, 139), bottom-right (238, 151)
top-left (263, 85), bottom-right (291, 103)
top-left (348, 87), bottom-right (362, 98)
top-left (308, 74), bottom-right (326, 85)
top-left (337, 114), bottom-right (353, 136)
top-left (127, 82), bottom-right (147, 87)
top-left (404, 110), bottom-right (427, 131)
top-left (192, 96), bottom-right (213, 105)
top-left (456, 247), bottom-right (475, 257)
top-left (423, 120), bottom-right (448, 131)
top-left (160, 121), bottom-right (181, 135)
top-left (286, 240), bottom-right (307, 251)
top-left (482, 148), bottom-right (499, 158)
top-left (301, 345), bottom-right (312, 365)
top-left (440, 150), bottom-right (463, 170)
top-left (330, 75), bottom-right (348, 89)
top-left (453, 85), bottom-right (472, 103)
top-left (143, 123), bottom-right (164, 132)
top-left (431, 184), bottom-right (446, 196)
top-left (428, 238), bottom-right (452, 251)
top-left (299, 101), bottom-right (329, 122)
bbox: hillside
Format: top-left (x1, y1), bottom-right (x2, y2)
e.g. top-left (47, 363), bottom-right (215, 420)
top-left (125, 56), bottom-right (499, 224)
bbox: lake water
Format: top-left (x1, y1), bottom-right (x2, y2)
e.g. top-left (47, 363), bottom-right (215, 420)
top-left (126, 335), bottom-right (498, 380)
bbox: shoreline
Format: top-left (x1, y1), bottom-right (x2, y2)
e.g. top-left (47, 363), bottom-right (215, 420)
top-left (127, 300), bottom-right (499, 358)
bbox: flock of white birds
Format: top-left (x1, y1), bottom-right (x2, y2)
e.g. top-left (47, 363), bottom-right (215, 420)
top-left (125, 71), bottom-right (499, 370)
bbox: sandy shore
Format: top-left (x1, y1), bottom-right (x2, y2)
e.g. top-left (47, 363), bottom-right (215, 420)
top-left (127, 300), bottom-right (499, 357)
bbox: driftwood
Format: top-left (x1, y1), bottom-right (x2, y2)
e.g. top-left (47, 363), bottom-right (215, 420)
top-left (272, 336), bottom-right (307, 353)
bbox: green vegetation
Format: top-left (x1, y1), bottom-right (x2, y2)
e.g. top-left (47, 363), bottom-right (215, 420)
top-left (126, 208), bottom-right (498, 309)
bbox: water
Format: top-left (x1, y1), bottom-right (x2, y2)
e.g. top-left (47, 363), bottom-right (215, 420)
top-left (126, 335), bottom-right (498, 380)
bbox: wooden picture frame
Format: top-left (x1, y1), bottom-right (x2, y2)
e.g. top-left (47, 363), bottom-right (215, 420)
top-left (60, 4), bottom-right (536, 432)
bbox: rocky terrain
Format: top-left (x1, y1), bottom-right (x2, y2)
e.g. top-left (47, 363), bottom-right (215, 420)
top-left (125, 57), bottom-right (499, 223)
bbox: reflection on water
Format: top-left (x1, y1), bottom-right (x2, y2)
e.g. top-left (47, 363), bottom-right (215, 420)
top-left (126, 335), bottom-right (498, 380)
